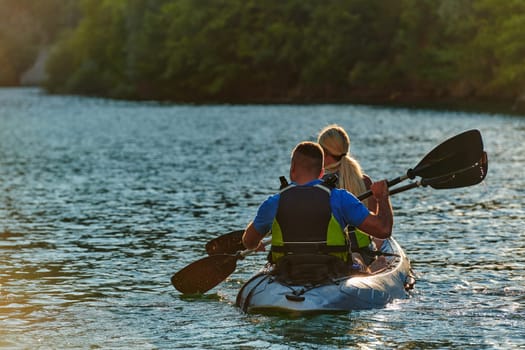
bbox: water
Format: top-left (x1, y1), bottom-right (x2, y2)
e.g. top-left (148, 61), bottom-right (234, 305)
top-left (0, 88), bottom-right (523, 349)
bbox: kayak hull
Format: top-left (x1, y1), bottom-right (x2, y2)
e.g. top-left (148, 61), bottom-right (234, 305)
top-left (236, 237), bottom-right (414, 314)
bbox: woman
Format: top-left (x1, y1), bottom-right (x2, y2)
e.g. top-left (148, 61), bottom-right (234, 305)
top-left (317, 124), bottom-right (386, 266)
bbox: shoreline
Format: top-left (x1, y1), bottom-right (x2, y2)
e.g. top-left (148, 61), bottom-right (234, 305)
top-left (3, 85), bottom-right (523, 117)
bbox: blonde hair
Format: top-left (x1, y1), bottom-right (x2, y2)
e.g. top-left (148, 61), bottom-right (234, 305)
top-left (317, 124), bottom-right (368, 204)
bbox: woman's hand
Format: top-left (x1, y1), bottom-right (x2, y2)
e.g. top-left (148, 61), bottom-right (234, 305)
top-left (370, 179), bottom-right (389, 200)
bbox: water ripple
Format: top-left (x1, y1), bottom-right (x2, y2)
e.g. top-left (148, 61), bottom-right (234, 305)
top-left (0, 88), bottom-right (524, 349)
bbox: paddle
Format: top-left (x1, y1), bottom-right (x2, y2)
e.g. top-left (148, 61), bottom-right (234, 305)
top-left (427, 151), bottom-right (488, 189)
top-left (360, 129), bottom-right (484, 197)
top-left (205, 130), bottom-right (486, 256)
top-left (205, 229), bottom-right (244, 255)
top-left (386, 151), bottom-right (488, 197)
top-left (172, 238), bottom-right (271, 294)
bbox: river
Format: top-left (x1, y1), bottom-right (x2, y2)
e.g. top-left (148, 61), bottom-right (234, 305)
top-left (0, 88), bottom-right (524, 349)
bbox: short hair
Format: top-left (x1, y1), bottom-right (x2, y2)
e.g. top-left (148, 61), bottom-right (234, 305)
top-left (291, 141), bottom-right (324, 175)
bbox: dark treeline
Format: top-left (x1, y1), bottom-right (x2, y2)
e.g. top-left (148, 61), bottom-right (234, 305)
top-left (2, 0), bottom-right (525, 110)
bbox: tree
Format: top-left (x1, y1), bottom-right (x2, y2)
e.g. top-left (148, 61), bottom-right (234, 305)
top-left (0, 0), bottom-right (78, 86)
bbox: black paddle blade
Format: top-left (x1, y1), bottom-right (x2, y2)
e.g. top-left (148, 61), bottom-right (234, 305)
top-left (205, 230), bottom-right (245, 255)
top-left (428, 151), bottom-right (488, 189)
top-left (171, 254), bottom-right (239, 294)
top-left (410, 129), bottom-right (484, 179)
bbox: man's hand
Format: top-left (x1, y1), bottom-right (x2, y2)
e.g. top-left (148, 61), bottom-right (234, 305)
top-left (254, 241), bottom-right (266, 252)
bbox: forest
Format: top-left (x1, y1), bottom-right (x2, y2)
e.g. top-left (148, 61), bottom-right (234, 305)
top-left (1, 0), bottom-right (525, 112)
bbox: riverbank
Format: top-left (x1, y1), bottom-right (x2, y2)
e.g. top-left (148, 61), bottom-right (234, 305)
top-left (10, 70), bottom-right (525, 117)
top-left (33, 86), bottom-right (525, 117)
top-left (358, 96), bottom-right (525, 117)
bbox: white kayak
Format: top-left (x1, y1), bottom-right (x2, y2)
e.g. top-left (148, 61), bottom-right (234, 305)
top-left (236, 237), bottom-right (415, 314)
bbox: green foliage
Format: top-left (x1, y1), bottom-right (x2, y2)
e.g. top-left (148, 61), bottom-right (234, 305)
top-left (38, 0), bottom-right (525, 103)
top-left (463, 0), bottom-right (525, 98)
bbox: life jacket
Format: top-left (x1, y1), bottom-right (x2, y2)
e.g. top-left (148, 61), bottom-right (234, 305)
top-left (349, 228), bottom-right (372, 251)
top-left (270, 182), bottom-right (349, 263)
top-left (321, 173), bottom-right (372, 251)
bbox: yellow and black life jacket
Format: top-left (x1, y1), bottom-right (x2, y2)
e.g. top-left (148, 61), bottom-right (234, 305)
top-left (349, 228), bottom-right (372, 251)
top-left (270, 183), bottom-right (349, 263)
top-left (321, 173), bottom-right (373, 251)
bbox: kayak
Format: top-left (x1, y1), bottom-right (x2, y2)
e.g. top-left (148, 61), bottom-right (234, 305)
top-left (172, 130), bottom-right (486, 309)
top-left (235, 237), bottom-right (415, 314)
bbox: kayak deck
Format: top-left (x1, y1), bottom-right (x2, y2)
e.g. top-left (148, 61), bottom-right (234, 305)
top-left (236, 238), bottom-right (414, 314)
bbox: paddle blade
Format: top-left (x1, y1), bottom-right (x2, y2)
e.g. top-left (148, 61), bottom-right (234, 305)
top-left (429, 151), bottom-right (488, 189)
top-left (410, 129), bottom-right (484, 179)
top-left (171, 254), bottom-right (238, 294)
top-left (205, 230), bottom-right (245, 255)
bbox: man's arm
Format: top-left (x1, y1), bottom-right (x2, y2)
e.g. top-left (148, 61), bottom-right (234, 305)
top-left (242, 194), bottom-right (279, 251)
top-left (242, 222), bottom-right (264, 250)
top-left (357, 180), bottom-right (393, 239)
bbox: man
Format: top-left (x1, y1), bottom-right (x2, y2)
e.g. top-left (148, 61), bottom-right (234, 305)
top-left (242, 141), bottom-right (393, 265)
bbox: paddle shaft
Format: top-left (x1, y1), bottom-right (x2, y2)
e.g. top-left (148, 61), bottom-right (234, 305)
top-left (382, 161), bottom-right (433, 188)
top-left (359, 153), bottom-right (488, 200)
top-left (225, 236), bottom-right (271, 261)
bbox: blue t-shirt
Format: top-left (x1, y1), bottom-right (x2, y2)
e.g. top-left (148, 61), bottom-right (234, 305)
top-left (252, 179), bottom-right (370, 235)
